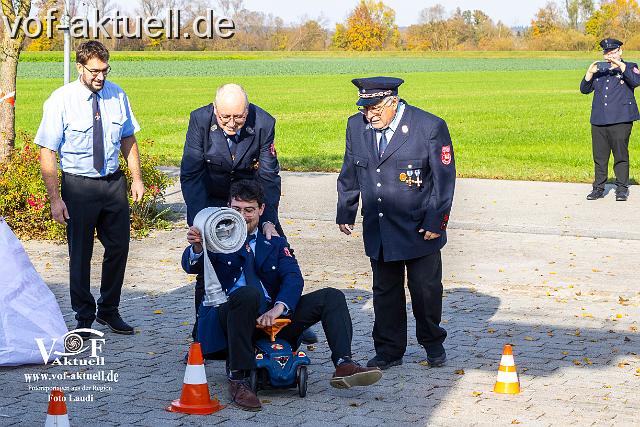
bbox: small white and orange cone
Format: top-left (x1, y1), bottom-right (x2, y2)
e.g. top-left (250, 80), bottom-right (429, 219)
top-left (166, 342), bottom-right (224, 415)
top-left (493, 344), bottom-right (520, 394)
top-left (0, 89), bottom-right (15, 106)
top-left (44, 389), bottom-right (70, 427)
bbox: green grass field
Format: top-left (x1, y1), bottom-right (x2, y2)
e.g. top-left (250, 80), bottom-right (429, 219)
top-left (14, 51), bottom-right (640, 182)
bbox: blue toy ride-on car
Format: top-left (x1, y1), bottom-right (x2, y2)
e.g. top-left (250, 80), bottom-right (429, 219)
top-left (250, 319), bottom-right (311, 397)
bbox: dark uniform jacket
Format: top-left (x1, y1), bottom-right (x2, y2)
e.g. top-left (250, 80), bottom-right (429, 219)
top-left (180, 103), bottom-right (281, 226)
top-left (336, 102), bottom-right (456, 262)
top-left (181, 233), bottom-right (303, 354)
top-left (580, 61), bottom-right (640, 125)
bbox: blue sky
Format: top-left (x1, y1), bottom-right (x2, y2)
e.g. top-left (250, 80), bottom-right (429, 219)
top-left (241, 0), bottom-right (554, 27)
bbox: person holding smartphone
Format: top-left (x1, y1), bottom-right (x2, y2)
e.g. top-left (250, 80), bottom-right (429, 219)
top-left (581, 38), bottom-right (640, 201)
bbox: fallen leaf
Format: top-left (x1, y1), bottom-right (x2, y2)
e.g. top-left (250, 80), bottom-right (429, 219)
top-left (574, 329), bottom-right (581, 337)
top-left (583, 358), bottom-right (593, 365)
top-left (147, 352), bottom-right (156, 355)
top-left (472, 391), bottom-right (482, 397)
top-left (511, 420), bottom-right (521, 425)
top-left (521, 367), bottom-right (529, 372)
top-left (181, 321), bottom-right (190, 326)
top-left (616, 314), bottom-right (624, 319)
top-left (572, 360), bottom-right (582, 366)
top-left (356, 296), bottom-right (363, 301)
top-left (524, 336), bottom-right (536, 341)
top-left (581, 313), bottom-right (593, 318)
top-left (617, 362), bottom-right (629, 368)
top-left (153, 310), bottom-right (163, 314)
top-left (603, 384), bottom-right (612, 388)
top-left (418, 361), bottom-right (429, 367)
top-left (562, 351), bottom-right (569, 355)
top-left (592, 268), bottom-right (601, 272)
top-left (306, 345), bottom-right (316, 351)
top-left (454, 369), bottom-right (465, 375)
top-left (349, 402), bottom-right (362, 407)
top-left (487, 328), bottom-right (496, 334)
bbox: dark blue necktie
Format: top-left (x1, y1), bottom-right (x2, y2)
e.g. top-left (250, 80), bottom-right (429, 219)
top-left (244, 234), bottom-right (268, 314)
top-left (226, 133), bottom-right (239, 160)
top-left (92, 93), bottom-right (104, 172)
top-left (378, 130), bottom-right (388, 159)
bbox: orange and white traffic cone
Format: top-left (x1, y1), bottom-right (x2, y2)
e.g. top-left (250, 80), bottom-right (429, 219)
top-left (44, 389), bottom-right (70, 427)
top-left (493, 344), bottom-right (520, 394)
top-left (166, 342), bottom-right (224, 415)
top-left (0, 89), bottom-right (15, 106)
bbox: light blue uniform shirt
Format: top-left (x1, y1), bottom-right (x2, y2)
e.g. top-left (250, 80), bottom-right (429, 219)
top-left (190, 233), bottom-right (290, 312)
top-left (34, 78), bottom-right (140, 177)
top-left (375, 101), bottom-right (406, 148)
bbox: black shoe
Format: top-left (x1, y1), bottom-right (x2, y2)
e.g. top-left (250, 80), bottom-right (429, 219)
top-left (586, 189), bottom-right (604, 200)
top-left (75, 319), bottom-right (94, 338)
top-left (616, 189), bottom-right (629, 201)
top-left (301, 328), bottom-right (318, 345)
top-left (427, 349), bottom-right (447, 367)
top-left (366, 354), bottom-right (403, 370)
top-left (96, 312), bottom-right (134, 335)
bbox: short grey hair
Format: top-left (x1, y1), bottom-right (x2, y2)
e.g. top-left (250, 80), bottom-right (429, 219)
top-left (214, 83), bottom-right (249, 108)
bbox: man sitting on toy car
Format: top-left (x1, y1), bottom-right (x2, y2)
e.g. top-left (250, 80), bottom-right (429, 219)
top-left (182, 180), bottom-right (382, 411)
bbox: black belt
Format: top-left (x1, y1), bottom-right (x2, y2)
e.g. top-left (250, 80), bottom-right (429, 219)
top-left (63, 169), bottom-right (123, 181)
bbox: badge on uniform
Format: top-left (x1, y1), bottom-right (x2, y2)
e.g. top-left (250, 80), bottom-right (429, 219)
top-left (401, 125), bottom-right (409, 134)
top-left (269, 143), bottom-right (277, 157)
top-left (246, 126), bottom-right (255, 135)
top-left (634, 67), bottom-right (640, 74)
top-left (210, 124), bottom-right (218, 131)
top-left (283, 247), bottom-right (292, 257)
top-left (399, 168), bottom-right (422, 188)
top-left (441, 145), bottom-right (452, 165)
top-left (251, 158), bottom-right (260, 170)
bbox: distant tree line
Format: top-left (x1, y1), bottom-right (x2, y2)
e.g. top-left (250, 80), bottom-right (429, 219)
top-left (9, 0), bottom-right (640, 51)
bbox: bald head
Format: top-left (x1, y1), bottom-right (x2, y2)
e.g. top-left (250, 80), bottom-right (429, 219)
top-left (214, 83), bottom-right (248, 111)
top-left (214, 83), bottom-right (249, 135)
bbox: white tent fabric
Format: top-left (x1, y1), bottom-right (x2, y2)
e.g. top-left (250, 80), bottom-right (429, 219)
top-left (0, 217), bottom-right (67, 366)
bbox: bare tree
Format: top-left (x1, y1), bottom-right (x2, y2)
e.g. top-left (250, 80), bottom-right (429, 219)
top-left (419, 4), bottom-right (446, 24)
top-left (0, 0), bottom-right (32, 162)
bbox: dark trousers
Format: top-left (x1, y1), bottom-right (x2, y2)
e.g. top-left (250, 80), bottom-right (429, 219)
top-left (218, 286), bottom-right (352, 371)
top-left (61, 170), bottom-right (130, 321)
top-left (370, 250), bottom-right (446, 360)
top-left (592, 122), bottom-right (633, 190)
top-left (192, 220), bottom-right (289, 339)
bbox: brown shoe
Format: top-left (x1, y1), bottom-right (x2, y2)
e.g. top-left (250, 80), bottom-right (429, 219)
top-left (330, 362), bottom-right (382, 389)
top-left (228, 379), bottom-right (261, 411)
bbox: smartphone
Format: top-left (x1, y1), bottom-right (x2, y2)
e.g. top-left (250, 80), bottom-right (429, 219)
top-left (596, 61), bottom-right (611, 72)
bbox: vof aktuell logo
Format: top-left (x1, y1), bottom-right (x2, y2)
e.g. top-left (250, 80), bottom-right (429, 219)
top-left (35, 329), bottom-right (106, 366)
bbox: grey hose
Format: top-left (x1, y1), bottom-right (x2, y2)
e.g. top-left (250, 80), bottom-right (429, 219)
top-left (193, 207), bottom-right (247, 306)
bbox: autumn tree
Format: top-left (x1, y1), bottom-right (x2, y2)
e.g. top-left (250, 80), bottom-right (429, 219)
top-left (586, 0), bottom-right (640, 43)
top-left (332, 0), bottom-right (400, 51)
top-left (531, 2), bottom-right (564, 37)
top-left (565, 0), bottom-right (595, 29)
top-left (1, 0), bottom-right (32, 163)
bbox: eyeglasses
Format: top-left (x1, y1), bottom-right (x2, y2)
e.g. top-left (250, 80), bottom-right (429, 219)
top-left (231, 206), bottom-right (259, 215)
top-left (216, 110), bottom-right (248, 124)
top-left (358, 98), bottom-right (394, 117)
top-left (81, 64), bottom-right (111, 78)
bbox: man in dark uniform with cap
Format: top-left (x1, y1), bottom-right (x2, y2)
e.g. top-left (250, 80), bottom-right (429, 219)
top-left (336, 77), bottom-right (456, 369)
top-left (181, 83), bottom-right (317, 345)
top-left (581, 38), bottom-right (640, 201)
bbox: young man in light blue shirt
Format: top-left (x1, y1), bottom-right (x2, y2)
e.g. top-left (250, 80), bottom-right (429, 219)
top-left (35, 41), bottom-right (144, 337)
